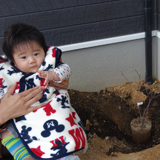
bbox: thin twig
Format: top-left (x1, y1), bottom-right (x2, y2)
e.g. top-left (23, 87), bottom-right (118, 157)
top-left (153, 93), bottom-right (160, 99)
top-left (121, 71), bottom-right (160, 125)
top-left (121, 71), bottom-right (129, 82)
top-left (135, 69), bottom-right (141, 82)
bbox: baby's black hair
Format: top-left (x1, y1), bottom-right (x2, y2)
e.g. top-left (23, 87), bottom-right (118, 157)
top-left (2, 23), bottom-right (47, 61)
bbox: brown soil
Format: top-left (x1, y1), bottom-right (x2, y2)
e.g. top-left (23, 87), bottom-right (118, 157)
top-left (2, 78), bottom-right (160, 160)
top-left (70, 78), bottom-right (160, 160)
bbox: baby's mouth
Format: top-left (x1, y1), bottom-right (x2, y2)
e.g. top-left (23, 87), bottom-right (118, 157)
top-left (31, 65), bottom-right (37, 68)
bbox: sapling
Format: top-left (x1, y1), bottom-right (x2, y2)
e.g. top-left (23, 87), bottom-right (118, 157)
top-left (141, 87), bottom-right (160, 125)
top-left (121, 70), bottom-right (143, 122)
top-left (121, 70), bottom-right (160, 126)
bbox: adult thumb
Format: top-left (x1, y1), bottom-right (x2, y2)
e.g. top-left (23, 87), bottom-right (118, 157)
top-left (7, 83), bottom-right (17, 95)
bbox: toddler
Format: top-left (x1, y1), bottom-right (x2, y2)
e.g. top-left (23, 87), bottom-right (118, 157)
top-left (0, 23), bottom-right (85, 160)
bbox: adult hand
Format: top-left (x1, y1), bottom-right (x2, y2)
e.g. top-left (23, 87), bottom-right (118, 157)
top-left (49, 78), bottom-right (69, 90)
top-left (0, 83), bottom-right (45, 125)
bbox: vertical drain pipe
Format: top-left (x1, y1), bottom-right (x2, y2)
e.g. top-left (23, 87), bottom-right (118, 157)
top-left (144, 0), bottom-right (152, 84)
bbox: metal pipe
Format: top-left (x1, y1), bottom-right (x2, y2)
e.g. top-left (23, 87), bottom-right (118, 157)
top-left (144, 0), bottom-right (152, 84)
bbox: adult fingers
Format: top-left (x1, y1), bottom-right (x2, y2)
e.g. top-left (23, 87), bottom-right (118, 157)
top-left (20, 86), bottom-right (44, 99)
top-left (25, 92), bottom-right (43, 107)
top-left (49, 78), bottom-right (69, 90)
top-left (25, 103), bottom-right (44, 114)
top-left (6, 83), bottom-right (17, 96)
top-left (49, 81), bottom-right (62, 88)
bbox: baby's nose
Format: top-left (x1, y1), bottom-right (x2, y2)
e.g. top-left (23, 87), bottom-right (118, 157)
top-left (29, 57), bottom-right (36, 64)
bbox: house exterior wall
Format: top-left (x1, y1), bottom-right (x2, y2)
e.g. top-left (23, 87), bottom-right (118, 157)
top-left (61, 35), bottom-right (159, 92)
top-left (0, 0), bottom-right (148, 51)
top-left (0, 0), bottom-right (159, 91)
top-left (61, 38), bottom-right (146, 91)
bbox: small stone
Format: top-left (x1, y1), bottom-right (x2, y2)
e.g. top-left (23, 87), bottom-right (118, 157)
top-left (86, 119), bottom-right (91, 125)
top-left (105, 136), bottom-right (110, 141)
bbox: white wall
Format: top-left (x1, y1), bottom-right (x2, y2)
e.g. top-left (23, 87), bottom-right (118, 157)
top-left (156, 37), bottom-right (160, 80)
top-left (59, 32), bottom-right (159, 92)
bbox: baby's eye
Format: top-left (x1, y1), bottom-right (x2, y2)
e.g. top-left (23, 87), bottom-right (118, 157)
top-left (21, 56), bottom-right (26, 59)
top-left (34, 53), bottom-right (39, 56)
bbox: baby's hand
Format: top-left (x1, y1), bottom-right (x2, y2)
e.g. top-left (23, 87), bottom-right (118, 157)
top-left (36, 70), bottom-right (53, 85)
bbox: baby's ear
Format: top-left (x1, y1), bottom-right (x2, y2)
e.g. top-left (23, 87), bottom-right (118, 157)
top-left (11, 61), bottom-right (15, 66)
top-left (11, 57), bottom-right (16, 64)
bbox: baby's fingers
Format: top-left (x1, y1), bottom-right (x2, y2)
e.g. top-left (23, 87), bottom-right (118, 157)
top-left (36, 70), bottom-right (43, 74)
top-left (44, 76), bottom-right (49, 85)
top-left (37, 70), bottom-right (46, 78)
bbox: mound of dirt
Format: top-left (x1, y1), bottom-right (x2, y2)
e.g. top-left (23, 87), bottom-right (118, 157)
top-left (69, 78), bottom-right (160, 160)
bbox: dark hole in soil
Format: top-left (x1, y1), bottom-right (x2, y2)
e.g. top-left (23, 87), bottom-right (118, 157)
top-left (68, 89), bottom-right (160, 154)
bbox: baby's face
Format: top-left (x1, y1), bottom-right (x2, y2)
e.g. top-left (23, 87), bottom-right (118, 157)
top-left (13, 41), bottom-right (45, 73)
